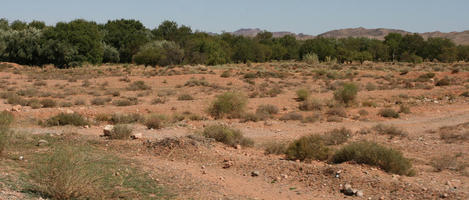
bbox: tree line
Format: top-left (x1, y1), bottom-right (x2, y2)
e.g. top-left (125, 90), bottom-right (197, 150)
top-left (1, 18), bottom-right (468, 68)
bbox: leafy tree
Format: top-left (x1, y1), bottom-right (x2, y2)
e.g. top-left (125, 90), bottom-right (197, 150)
top-left (384, 33), bottom-right (402, 61)
top-left (10, 20), bottom-right (28, 31)
top-left (43, 19), bottom-right (104, 66)
top-left (299, 37), bottom-right (336, 61)
top-left (132, 40), bottom-right (184, 66)
top-left (28, 20), bottom-right (46, 30)
top-left (398, 34), bottom-right (425, 60)
top-left (152, 20), bottom-right (192, 43)
top-left (0, 28), bottom-right (44, 65)
top-left (276, 35), bottom-right (299, 60)
top-left (102, 43), bottom-right (120, 63)
top-left (457, 45), bottom-right (469, 61)
top-left (103, 19), bottom-right (150, 62)
top-left (0, 19), bottom-right (9, 30)
top-left (423, 37), bottom-right (457, 62)
top-left (183, 33), bottom-right (230, 65)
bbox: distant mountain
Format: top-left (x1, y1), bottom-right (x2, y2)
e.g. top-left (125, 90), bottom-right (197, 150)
top-left (229, 27), bottom-right (469, 45)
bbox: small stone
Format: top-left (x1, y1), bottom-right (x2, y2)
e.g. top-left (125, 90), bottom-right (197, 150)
top-left (130, 133), bottom-right (142, 139)
top-left (65, 109), bottom-right (74, 114)
top-left (11, 105), bottom-right (22, 112)
top-left (342, 183), bottom-right (355, 196)
top-left (440, 193), bottom-right (448, 198)
top-left (356, 190), bottom-right (364, 197)
top-left (251, 171), bottom-right (260, 177)
top-left (103, 125), bottom-right (114, 136)
top-left (235, 144), bottom-right (241, 150)
top-left (18, 156), bottom-right (24, 160)
top-left (83, 125), bottom-right (90, 129)
top-left (281, 174), bottom-right (288, 179)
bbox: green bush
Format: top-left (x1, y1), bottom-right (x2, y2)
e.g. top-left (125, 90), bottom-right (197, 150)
top-left (208, 92), bottom-right (247, 119)
top-left (202, 124), bottom-right (254, 147)
top-left (332, 141), bottom-right (414, 175)
top-left (109, 113), bottom-right (143, 124)
top-left (399, 105), bottom-right (411, 114)
top-left (286, 134), bottom-right (331, 161)
top-left (264, 141), bottom-right (287, 155)
top-left (107, 124), bottom-right (133, 140)
top-left (333, 82), bottom-right (358, 106)
top-left (296, 88), bottom-right (310, 101)
top-left (378, 108), bottom-right (400, 118)
top-left (45, 113), bottom-right (89, 126)
top-left (132, 40), bottom-right (184, 66)
top-left (299, 97), bottom-right (322, 111)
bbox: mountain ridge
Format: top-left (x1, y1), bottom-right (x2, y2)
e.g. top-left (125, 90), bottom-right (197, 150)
top-left (229, 27), bottom-right (469, 45)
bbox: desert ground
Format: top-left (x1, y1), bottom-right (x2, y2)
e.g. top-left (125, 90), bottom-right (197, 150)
top-left (0, 61), bottom-right (468, 200)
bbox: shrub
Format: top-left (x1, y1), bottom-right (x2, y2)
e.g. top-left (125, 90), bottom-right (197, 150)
top-left (208, 92), bottom-right (247, 119)
top-left (45, 113), bottom-right (89, 126)
top-left (373, 124), bottom-right (407, 137)
top-left (151, 97), bottom-right (167, 104)
top-left (303, 53), bottom-right (319, 64)
top-left (110, 113), bottom-right (143, 124)
top-left (0, 127), bottom-right (11, 155)
top-left (279, 112), bottom-right (303, 121)
top-left (202, 124), bottom-right (254, 147)
top-left (362, 100), bottom-right (377, 107)
top-left (264, 141), bottom-right (287, 155)
top-left (435, 77), bottom-right (451, 86)
top-left (296, 88), bottom-right (310, 101)
top-left (286, 134), bottom-right (331, 161)
top-left (0, 111), bottom-right (14, 127)
top-left (240, 112), bottom-right (264, 122)
top-left (378, 108), bottom-right (399, 118)
top-left (39, 99), bottom-right (57, 108)
top-left (326, 106), bottom-right (347, 118)
top-left (177, 94), bottom-right (194, 101)
top-left (113, 98), bottom-right (138, 106)
top-left (107, 124), bottom-right (133, 140)
top-left (144, 114), bottom-right (166, 129)
top-left (322, 127), bottom-right (352, 145)
top-left (220, 70), bottom-right (231, 78)
top-left (365, 82), bottom-right (377, 91)
top-left (399, 105), bottom-right (411, 114)
top-left (440, 130), bottom-right (469, 143)
top-left (430, 154), bottom-right (466, 172)
top-left (132, 40), bottom-right (183, 66)
top-left (255, 104), bottom-right (279, 118)
top-left (299, 98), bottom-right (322, 111)
top-left (127, 80), bottom-right (151, 91)
top-left (91, 97), bottom-right (111, 106)
top-left (333, 82), bottom-right (358, 106)
top-left (31, 145), bottom-right (102, 200)
top-left (332, 141), bottom-right (414, 175)
top-left (7, 94), bottom-right (28, 106)
top-left (74, 98), bottom-right (87, 105)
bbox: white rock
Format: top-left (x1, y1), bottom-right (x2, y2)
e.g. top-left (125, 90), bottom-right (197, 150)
top-left (103, 125), bottom-right (114, 136)
top-left (131, 133), bottom-right (142, 139)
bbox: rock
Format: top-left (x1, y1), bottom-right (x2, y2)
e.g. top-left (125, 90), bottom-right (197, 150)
top-left (18, 156), bottom-right (24, 160)
top-left (281, 174), bottom-right (288, 179)
top-left (83, 125), bottom-right (90, 129)
top-left (131, 133), bottom-right (142, 139)
top-left (37, 139), bottom-right (49, 146)
top-left (65, 109), bottom-right (74, 114)
top-left (264, 121), bottom-right (273, 126)
top-left (235, 144), bottom-right (241, 150)
top-left (251, 171), bottom-right (260, 177)
top-left (103, 125), bottom-right (114, 136)
top-left (440, 193), bottom-right (448, 198)
top-left (11, 105), bottom-right (22, 112)
top-left (356, 190), bottom-right (364, 197)
top-left (222, 159), bottom-right (233, 169)
top-left (342, 183), bottom-right (355, 196)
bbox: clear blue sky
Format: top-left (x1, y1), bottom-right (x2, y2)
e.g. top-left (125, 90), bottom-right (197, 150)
top-left (1, 0), bottom-right (468, 35)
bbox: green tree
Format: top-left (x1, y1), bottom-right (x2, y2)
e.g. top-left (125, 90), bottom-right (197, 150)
top-left (384, 33), bottom-right (402, 61)
top-left (10, 20), bottom-right (27, 31)
top-left (103, 19), bottom-right (150, 62)
top-left (102, 43), bottom-right (120, 63)
top-left (299, 37), bottom-right (336, 61)
top-left (132, 40), bottom-right (184, 66)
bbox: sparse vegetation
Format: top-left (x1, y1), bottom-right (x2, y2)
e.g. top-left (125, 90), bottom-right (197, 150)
top-left (333, 82), bottom-right (358, 106)
top-left (208, 92), bottom-right (247, 119)
top-left (332, 141), bottom-right (414, 175)
top-left (45, 113), bottom-right (89, 126)
top-left (379, 108), bottom-right (400, 118)
top-left (286, 134), bottom-right (331, 161)
top-left (373, 124), bottom-right (407, 137)
top-left (107, 124), bottom-right (133, 139)
top-left (202, 124), bottom-right (254, 147)
top-left (322, 127), bottom-right (352, 145)
top-left (296, 88), bottom-right (310, 101)
top-left (144, 114), bottom-right (166, 129)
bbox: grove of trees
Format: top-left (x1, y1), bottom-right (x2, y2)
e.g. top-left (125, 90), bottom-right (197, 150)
top-left (0, 18), bottom-right (468, 68)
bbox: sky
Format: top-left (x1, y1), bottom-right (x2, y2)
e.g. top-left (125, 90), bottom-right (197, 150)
top-left (1, 0), bottom-right (469, 35)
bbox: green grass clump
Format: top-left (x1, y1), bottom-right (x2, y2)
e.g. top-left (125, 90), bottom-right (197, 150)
top-left (296, 88), bottom-right (310, 101)
top-left (264, 141), bottom-right (287, 155)
top-left (208, 92), bottom-right (247, 119)
top-left (285, 134), bottom-right (331, 161)
top-left (322, 127), bottom-right (352, 145)
top-left (109, 113), bottom-right (143, 124)
top-left (332, 141), bottom-right (414, 175)
top-left (333, 82), bottom-right (358, 106)
top-left (45, 113), bottom-right (89, 126)
top-left (107, 124), bottom-right (133, 140)
top-left (202, 124), bottom-right (254, 147)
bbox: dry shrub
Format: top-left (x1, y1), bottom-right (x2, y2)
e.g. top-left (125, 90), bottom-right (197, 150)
top-left (264, 141), bottom-right (287, 155)
top-left (378, 108), bottom-right (399, 118)
top-left (280, 112), bottom-right (303, 121)
top-left (202, 124), bottom-right (253, 147)
top-left (299, 98), bottom-right (322, 111)
top-left (208, 92), bottom-right (247, 119)
top-left (332, 141), bottom-right (414, 176)
top-left (296, 88), bottom-right (310, 101)
top-left (322, 127), bottom-right (352, 145)
top-left (373, 124), bottom-right (407, 137)
top-left (333, 82), bottom-right (358, 106)
top-left (144, 114), bottom-right (167, 129)
top-left (107, 124), bottom-right (133, 140)
top-left (45, 113), bottom-right (89, 127)
top-left (285, 134), bottom-right (331, 161)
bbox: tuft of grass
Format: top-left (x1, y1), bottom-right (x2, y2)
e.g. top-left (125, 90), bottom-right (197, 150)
top-left (299, 97), bottom-right (322, 111)
top-left (373, 124), bottom-right (407, 137)
top-left (378, 108), bottom-right (399, 118)
top-left (296, 88), bottom-right (310, 101)
top-left (177, 93), bottom-right (194, 101)
top-left (322, 127), bottom-right (352, 145)
top-left (264, 141), bottom-right (287, 155)
top-left (202, 124), bottom-right (254, 147)
top-left (40, 99), bottom-right (57, 108)
top-left (0, 111), bottom-right (14, 155)
top-left (110, 113), bottom-right (143, 124)
top-left (279, 112), bottom-right (303, 121)
top-left (285, 134), bottom-right (331, 161)
top-left (332, 141), bottom-right (414, 175)
top-left (144, 114), bottom-right (166, 129)
top-left (107, 124), bottom-right (133, 140)
top-left (0, 111), bottom-right (14, 127)
top-left (255, 104), bottom-right (279, 118)
top-left (333, 82), bottom-right (358, 106)
top-left (208, 92), bottom-right (247, 119)
top-left (127, 80), bottom-right (151, 91)
top-left (91, 97), bottom-right (111, 106)
top-left (399, 105), bottom-right (411, 114)
top-left (45, 113), bottom-right (89, 127)
top-left (430, 154), bottom-right (467, 172)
